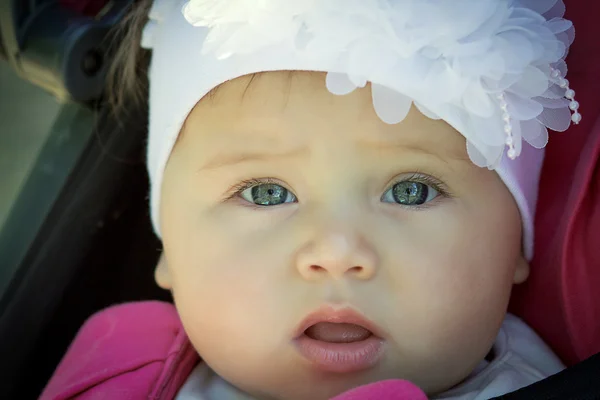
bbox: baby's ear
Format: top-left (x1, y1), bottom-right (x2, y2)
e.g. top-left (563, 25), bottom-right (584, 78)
top-left (155, 252), bottom-right (173, 289)
top-left (513, 255), bottom-right (530, 284)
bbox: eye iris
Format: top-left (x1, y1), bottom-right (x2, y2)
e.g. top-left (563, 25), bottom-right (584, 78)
top-left (251, 184), bottom-right (288, 206)
top-left (392, 182), bottom-right (428, 205)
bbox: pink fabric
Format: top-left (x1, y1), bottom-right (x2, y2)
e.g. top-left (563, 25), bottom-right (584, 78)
top-left (40, 302), bottom-right (427, 399)
top-left (332, 380), bottom-right (428, 400)
top-left (39, 302), bottom-right (199, 400)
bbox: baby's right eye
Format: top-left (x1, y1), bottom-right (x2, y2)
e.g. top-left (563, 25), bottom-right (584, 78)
top-left (239, 182), bottom-right (297, 206)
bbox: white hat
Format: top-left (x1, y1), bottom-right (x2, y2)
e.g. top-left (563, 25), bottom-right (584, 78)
top-left (141, 0), bottom-right (580, 260)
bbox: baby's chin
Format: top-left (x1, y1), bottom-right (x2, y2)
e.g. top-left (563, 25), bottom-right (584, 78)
top-left (222, 368), bottom-right (399, 400)
top-left (204, 352), bottom-right (467, 400)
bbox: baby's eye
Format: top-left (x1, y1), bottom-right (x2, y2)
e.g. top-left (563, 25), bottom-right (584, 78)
top-left (240, 183), bottom-right (297, 206)
top-left (381, 181), bottom-right (439, 206)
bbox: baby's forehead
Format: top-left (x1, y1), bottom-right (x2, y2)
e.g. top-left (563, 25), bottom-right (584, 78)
top-left (185, 71), bottom-right (470, 164)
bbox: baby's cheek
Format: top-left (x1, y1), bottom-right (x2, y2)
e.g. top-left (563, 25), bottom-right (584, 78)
top-left (172, 266), bottom-right (298, 398)
top-left (386, 224), bottom-right (514, 386)
top-left (169, 236), bottom-right (282, 342)
top-left (173, 268), bottom-right (267, 364)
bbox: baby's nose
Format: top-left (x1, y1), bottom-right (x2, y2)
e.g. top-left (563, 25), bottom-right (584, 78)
top-left (295, 232), bottom-right (378, 282)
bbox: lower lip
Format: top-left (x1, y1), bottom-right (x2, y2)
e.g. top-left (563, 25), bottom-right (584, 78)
top-left (294, 334), bottom-right (384, 373)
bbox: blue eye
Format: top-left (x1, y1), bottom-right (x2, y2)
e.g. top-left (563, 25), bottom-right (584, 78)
top-left (381, 181), bottom-right (439, 206)
top-left (240, 183), bottom-right (297, 206)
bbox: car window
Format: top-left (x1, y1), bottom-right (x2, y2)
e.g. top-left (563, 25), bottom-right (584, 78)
top-left (0, 59), bottom-right (94, 297)
top-left (0, 61), bottom-right (61, 229)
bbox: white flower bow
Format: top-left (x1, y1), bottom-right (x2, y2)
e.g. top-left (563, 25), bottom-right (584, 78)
top-left (180, 0), bottom-right (578, 168)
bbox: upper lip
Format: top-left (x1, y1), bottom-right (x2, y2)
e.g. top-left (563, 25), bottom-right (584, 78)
top-left (294, 305), bottom-right (385, 339)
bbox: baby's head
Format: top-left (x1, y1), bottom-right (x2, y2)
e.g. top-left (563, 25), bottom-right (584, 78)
top-left (127, 0), bottom-right (578, 398)
top-left (157, 70), bottom-right (530, 398)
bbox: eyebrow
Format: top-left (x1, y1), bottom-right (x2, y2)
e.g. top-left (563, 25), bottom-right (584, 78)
top-left (198, 140), bottom-right (469, 171)
top-left (198, 147), bottom-right (308, 171)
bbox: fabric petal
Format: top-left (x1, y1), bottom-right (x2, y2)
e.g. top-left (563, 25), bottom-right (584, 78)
top-left (464, 84), bottom-right (494, 118)
top-left (326, 72), bottom-right (358, 96)
top-left (536, 106), bottom-right (572, 132)
top-left (371, 84), bottom-right (412, 125)
top-left (505, 93), bottom-right (544, 120)
top-left (414, 102), bottom-right (440, 120)
top-left (466, 140), bottom-right (489, 168)
top-left (521, 119), bottom-right (549, 148)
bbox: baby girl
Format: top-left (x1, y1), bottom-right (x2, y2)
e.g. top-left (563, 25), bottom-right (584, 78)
top-left (43, 0), bottom-right (582, 399)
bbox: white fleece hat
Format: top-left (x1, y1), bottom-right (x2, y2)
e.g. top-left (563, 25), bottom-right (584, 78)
top-left (141, 0), bottom-right (580, 260)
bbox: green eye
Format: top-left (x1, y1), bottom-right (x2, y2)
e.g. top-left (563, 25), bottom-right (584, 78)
top-left (240, 183), bottom-right (297, 206)
top-left (381, 181), bottom-right (439, 206)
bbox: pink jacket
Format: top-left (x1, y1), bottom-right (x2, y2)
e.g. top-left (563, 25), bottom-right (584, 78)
top-left (39, 301), bottom-right (427, 400)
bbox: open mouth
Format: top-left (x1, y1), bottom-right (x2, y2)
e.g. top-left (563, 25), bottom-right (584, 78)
top-left (294, 308), bottom-right (385, 373)
top-left (305, 322), bottom-right (373, 343)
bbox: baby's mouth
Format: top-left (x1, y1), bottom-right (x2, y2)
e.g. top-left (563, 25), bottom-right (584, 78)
top-left (304, 322), bottom-right (373, 343)
top-left (293, 307), bottom-right (385, 373)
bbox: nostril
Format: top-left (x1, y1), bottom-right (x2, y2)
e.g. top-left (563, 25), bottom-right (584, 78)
top-left (310, 265), bottom-right (325, 272)
top-left (350, 266), bottom-right (363, 274)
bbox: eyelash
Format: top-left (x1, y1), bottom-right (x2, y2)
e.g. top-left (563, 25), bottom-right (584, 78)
top-left (386, 172), bottom-right (453, 210)
top-left (223, 178), bottom-right (286, 202)
top-left (222, 173), bottom-right (453, 205)
top-left (393, 172), bottom-right (452, 197)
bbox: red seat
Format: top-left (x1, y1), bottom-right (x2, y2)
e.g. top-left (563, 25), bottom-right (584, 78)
top-left (509, 0), bottom-right (600, 367)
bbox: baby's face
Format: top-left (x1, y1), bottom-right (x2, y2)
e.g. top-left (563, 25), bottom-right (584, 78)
top-left (158, 71), bottom-right (528, 399)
